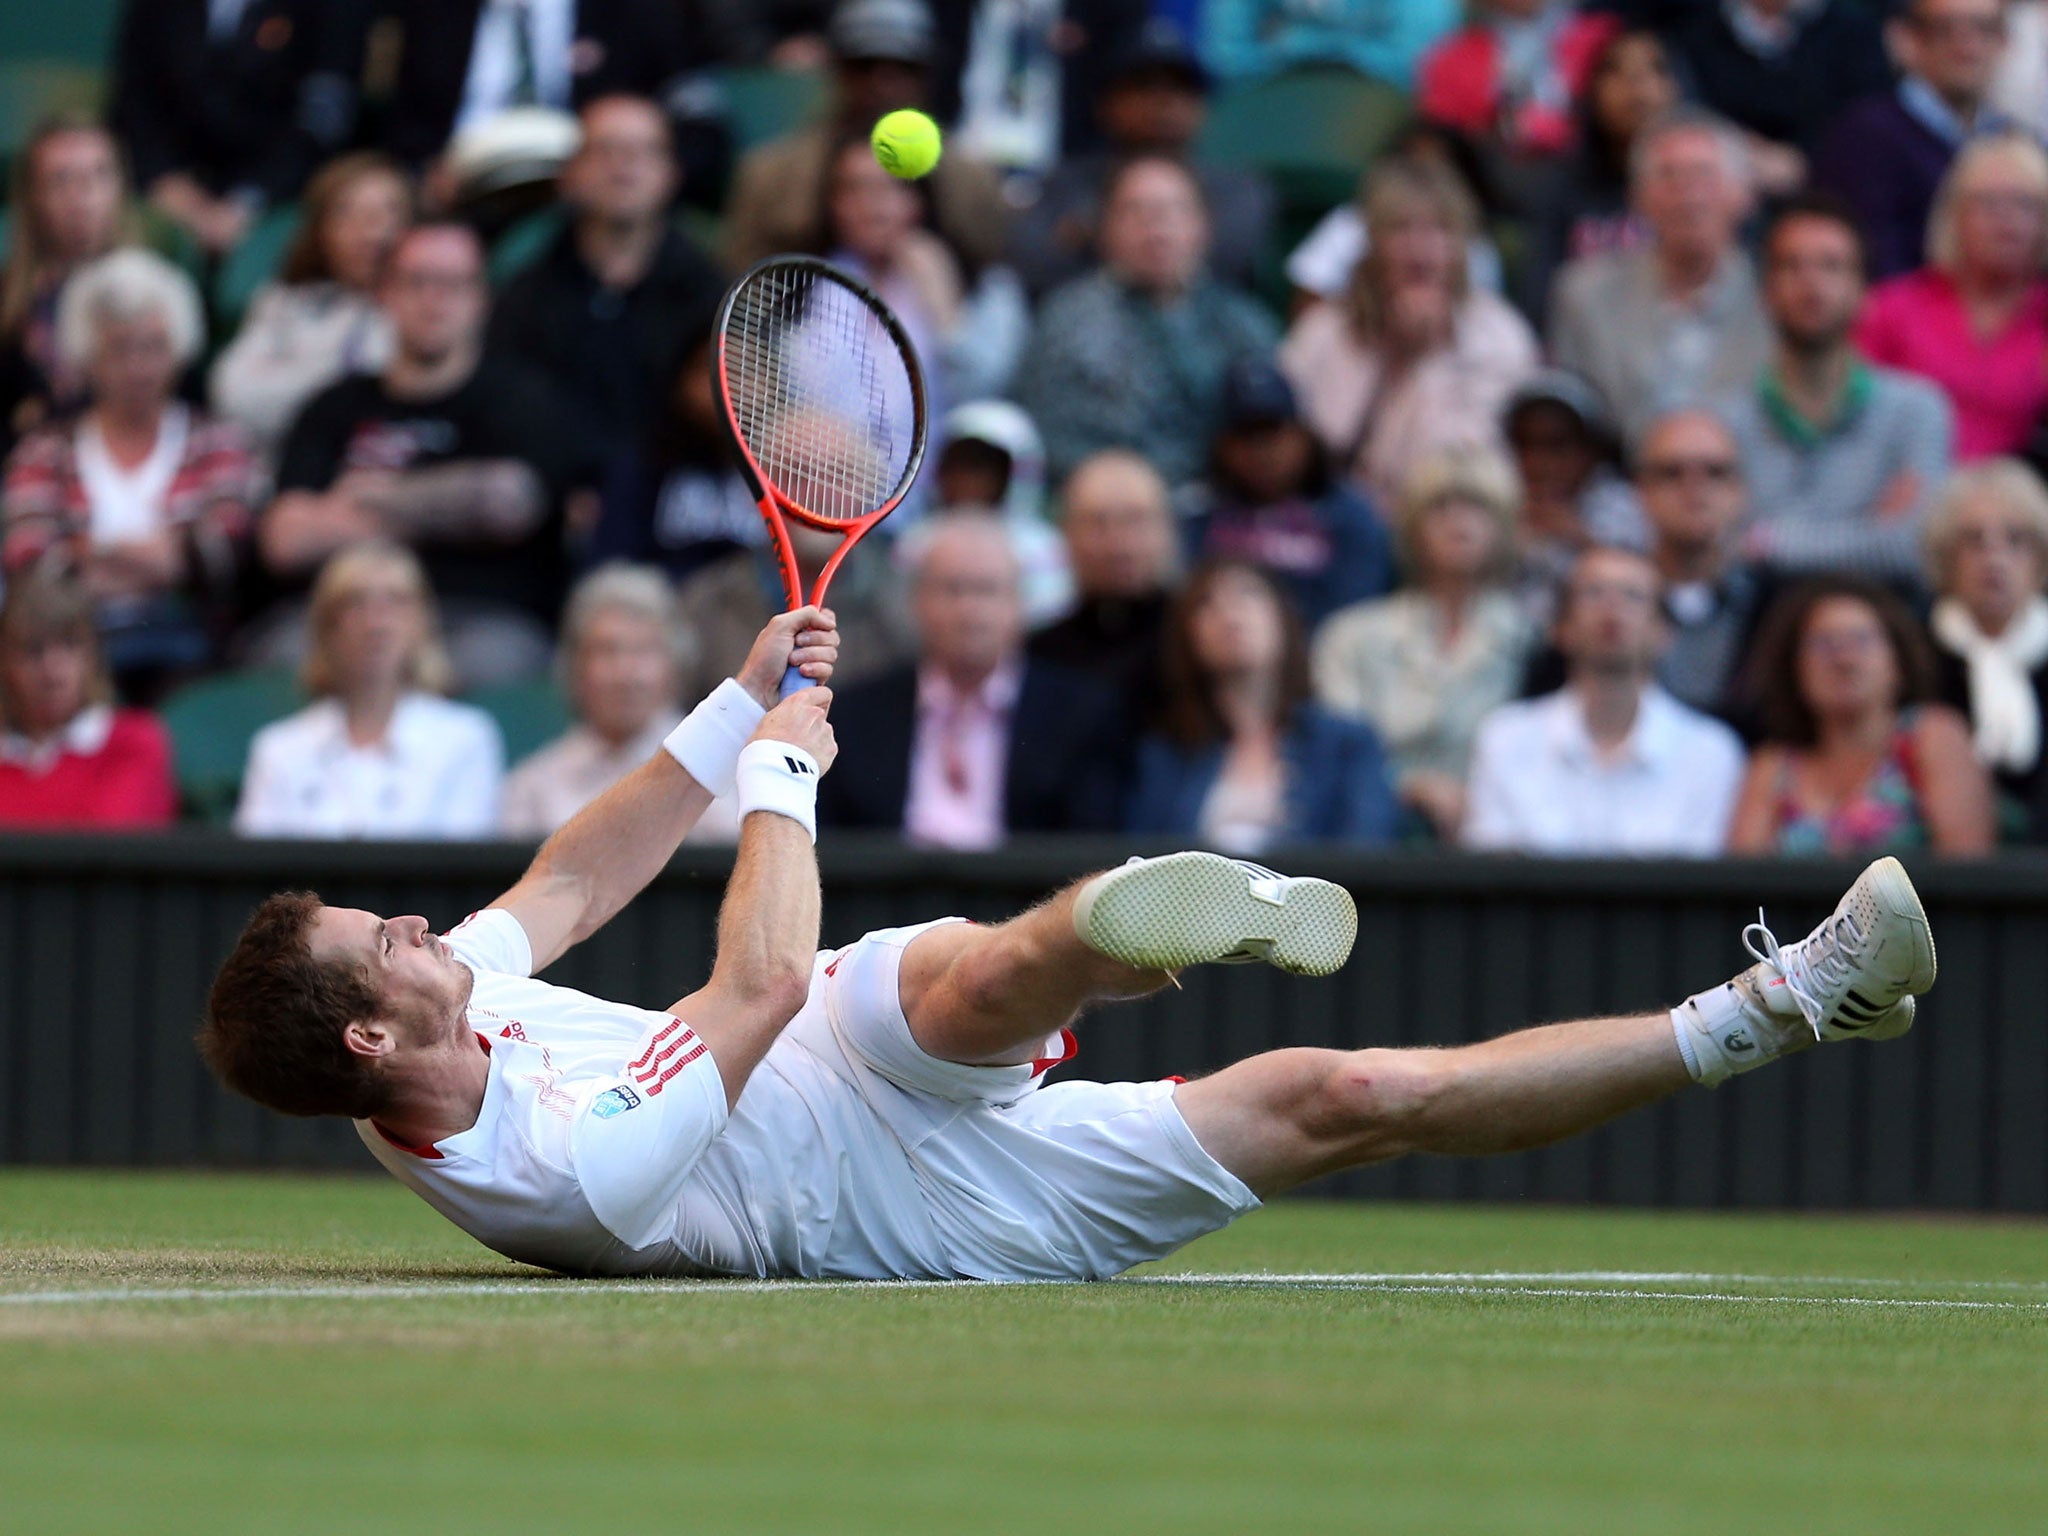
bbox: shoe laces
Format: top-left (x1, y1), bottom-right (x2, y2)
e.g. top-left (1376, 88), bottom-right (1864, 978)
top-left (1742, 906), bottom-right (1864, 1038)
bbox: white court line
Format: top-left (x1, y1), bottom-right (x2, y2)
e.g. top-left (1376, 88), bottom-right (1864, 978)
top-left (1, 1272), bottom-right (2043, 1312)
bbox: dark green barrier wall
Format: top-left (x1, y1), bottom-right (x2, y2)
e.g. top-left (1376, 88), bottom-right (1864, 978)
top-left (3, 834), bottom-right (2045, 1211)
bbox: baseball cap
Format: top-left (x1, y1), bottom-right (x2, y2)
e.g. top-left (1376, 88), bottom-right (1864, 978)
top-left (1219, 356), bottom-right (1298, 429)
top-left (828, 0), bottom-right (935, 64)
top-left (1108, 18), bottom-right (1212, 94)
top-left (1503, 368), bottom-right (1614, 439)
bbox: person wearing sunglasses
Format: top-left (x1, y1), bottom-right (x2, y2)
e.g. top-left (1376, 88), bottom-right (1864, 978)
top-left (1717, 194), bottom-right (1953, 587)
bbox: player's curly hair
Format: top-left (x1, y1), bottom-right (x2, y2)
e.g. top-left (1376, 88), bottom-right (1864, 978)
top-left (198, 892), bottom-right (393, 1120)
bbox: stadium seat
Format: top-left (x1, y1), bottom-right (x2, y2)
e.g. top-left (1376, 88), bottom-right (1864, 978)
top-left (719, 66), bottom-right (826, 153)
top-left (213, 203), bottom-right (303, 332)
top-left (467, 676), bottom-right (571, 766)
top-left (0, 60), bottom-right (104, 169)
top-left (159, 667), bottom-right (305, 823)
top-left (488, 206), bottom-right (564, 285)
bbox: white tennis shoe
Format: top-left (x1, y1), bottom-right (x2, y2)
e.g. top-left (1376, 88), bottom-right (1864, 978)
top-left (1674, 856), bottom-right (1936, 1086)
top-left (1071, 851), bottom-right (1358, 977)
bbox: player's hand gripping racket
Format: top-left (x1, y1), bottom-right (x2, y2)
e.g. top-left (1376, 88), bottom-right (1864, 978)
top-left (714, 256), bottom-right (929, 696)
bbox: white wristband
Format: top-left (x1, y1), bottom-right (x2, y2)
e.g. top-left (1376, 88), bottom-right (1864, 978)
top-left (734, 739), bottom-right (821, 842)
top-left (662, 679), bottom-right (766, 798)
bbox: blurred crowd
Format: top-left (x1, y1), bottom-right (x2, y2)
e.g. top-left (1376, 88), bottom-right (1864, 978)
top-left (7, 0), bottom-right (2048, 861)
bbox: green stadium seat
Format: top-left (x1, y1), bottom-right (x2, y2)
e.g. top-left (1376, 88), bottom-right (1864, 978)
top-left (467, 676), bottom-right (571, 766)
top-left (719, 66), bottom-right (826, 153)
top-left (213, 203), bottom-right (302, 332)
top-left (0, 60), bottom-right (105, 172)
top-left (488, 206), bottom-right (564, 286)
top-left (159, 667), bottom-right (305, 824)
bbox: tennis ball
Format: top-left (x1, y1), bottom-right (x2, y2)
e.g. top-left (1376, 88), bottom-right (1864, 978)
top-left (872, 110), bottom-right (942, 180)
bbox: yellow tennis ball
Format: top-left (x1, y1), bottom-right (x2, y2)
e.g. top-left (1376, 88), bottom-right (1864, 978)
top-left (872, 109), bottom-right (942, 180)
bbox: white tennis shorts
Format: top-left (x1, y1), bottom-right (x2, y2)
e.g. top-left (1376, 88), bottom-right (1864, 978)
top-left (781, 919), bottom-right (1262, 1281)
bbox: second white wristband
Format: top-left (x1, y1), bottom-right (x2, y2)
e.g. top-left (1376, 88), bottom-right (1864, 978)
top-left (734, 739), bottom-right (821, 842)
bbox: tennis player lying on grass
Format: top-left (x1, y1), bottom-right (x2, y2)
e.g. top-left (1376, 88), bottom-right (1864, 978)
top-left (200, 609), bottom-right (1938, 1280)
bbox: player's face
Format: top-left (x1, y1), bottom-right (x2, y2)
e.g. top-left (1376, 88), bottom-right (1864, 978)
top-left (308, 906), bottom-right (473, 1044)
top-left (324, 170), bottom-right (411, 294)
top-left (1797, 597), bottom-right (1901, 717)
top-left (574, 607), bottom-right (679, 744)
top-left (1946, 493), bottom-right (2044, 632)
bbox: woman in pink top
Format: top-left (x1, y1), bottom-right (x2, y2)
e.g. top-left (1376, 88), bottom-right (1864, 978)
top-left (1856, 132), bottom-right (2048, 460)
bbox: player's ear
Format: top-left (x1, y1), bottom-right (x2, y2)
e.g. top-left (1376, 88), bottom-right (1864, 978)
top-left (343, 1019), bottom-right (397, 1060)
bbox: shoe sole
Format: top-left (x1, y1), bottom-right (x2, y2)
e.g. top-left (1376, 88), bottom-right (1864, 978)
top-left (1072, 851), bottom-right (1358, 977)
top-left (1859, 855), bottom-right (1938, 994)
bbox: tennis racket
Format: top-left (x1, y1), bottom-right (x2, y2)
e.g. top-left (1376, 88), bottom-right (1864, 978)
top-left (713, 255), bottom-right (929, 696)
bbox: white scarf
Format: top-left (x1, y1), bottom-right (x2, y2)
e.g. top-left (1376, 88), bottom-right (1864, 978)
top-left (1931, 595), bottom-right (2048, 774)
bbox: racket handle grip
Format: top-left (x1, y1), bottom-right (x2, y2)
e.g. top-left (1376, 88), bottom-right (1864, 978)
top-left (778, 664), bottom-right (809, 698)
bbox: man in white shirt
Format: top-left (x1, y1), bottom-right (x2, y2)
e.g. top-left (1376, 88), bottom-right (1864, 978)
top-left (199, 606), bottom-right (1937, 1281)
top-left (1464, 546), bottom-right (1749, 854)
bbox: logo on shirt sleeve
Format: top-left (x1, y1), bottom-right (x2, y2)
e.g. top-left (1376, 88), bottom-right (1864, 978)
top-left (590, 1085), bottom-right (642, 1120)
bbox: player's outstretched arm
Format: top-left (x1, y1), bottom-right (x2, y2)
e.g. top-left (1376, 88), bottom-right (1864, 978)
top-left (667, 690), bottom-right (835, 1107)
top-left (493, 608), bottom-right (838, 972)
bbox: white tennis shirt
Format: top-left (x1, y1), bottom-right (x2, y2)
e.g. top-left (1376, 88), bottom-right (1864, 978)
top-left (355, 908), bottom-right (941, 1277)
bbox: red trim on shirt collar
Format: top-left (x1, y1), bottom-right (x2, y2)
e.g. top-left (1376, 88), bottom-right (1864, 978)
top-left (368, 1033), bottom-right (491, 1159)
top-left (1031, 1028), bottom-right (1079, 1077)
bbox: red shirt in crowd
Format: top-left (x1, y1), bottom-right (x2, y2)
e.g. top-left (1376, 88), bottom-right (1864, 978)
top-left (1855, 269), bottom-right (2048, 461)
top-left (0, 705), bottom-right (177, 828)
top-left (1419, 11), bottom-right (1621, 158)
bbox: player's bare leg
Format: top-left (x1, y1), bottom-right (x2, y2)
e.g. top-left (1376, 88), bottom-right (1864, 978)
top-left (897, 853), bottom-right (1358, 1066)
top-left (1178, 856), bottom-right (1937, 1196)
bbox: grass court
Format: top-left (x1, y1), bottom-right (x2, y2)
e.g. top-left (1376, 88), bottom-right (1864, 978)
top-left (2, 1169), bottom-right (2042, 1535)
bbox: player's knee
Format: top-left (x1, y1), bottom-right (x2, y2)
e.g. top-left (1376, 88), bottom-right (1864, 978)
top-left (1305, 1049), bottom-right (1452, 1159)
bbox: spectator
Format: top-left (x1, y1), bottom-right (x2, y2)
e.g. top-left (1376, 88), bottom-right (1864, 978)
top-left (1990, 0), bottom-right (2048, 143)
top-left (109, 0), bottom-right (367, 254)
top-left (0, 119), bottom-right (132, 460)
top-left (1280, 158), bottom-right (1537, 506)
top-left (236, 541), bottom-right (504, 838)
top-left (1284, 124), bottom-right (1509, 308)
top-left (1727, 578), bottom-right (1994, 855)
top-left (930, 400), bottom-right (1072, 625)
top-left (937, 2), bottom-right (1150, 173)
top-left (1029, 448), bottom-right (1178, 701)
top-left (1811, 0), bottom-right (2014, 282)
top-left (1523, 26), bottom-right (1679, 323)
top-left (501, 564), bottom-right (689, 837)
top-left (817, 134), bottom-right (1028, 414)
top-left (1857, 133), bottom-right (2048, 462)
top-left (1006, 21), bottom-right (1275, 300)
top-left (258, 221), bottom-right (598, 687)
top-left (1127, 559), bottom-right (1396, 852)
top-left (1200, 0), bottom-right (1460, 89)
top-left (1924, 459), bottom-right (2048, 834)
top-left (1014, 154), bottom-right (1277, 487)
top-left (1550, 109), bottom-right (1770, 445)
top-left (818, 513), bottom-right (1127, 844)
top-left (673, 521), bottom-right (915, 699)
top-left (0, 574), bottom-right (176, 829)
top-left (1670, 0), bottom-right (1890, 195)
top-left (1314, 447), bottom-right (1533, 844)
top-left (723, 0), bottom-right (1010, 277)
top-left (1502, 369), bottom-right (1645, 620)
top-left (591, 324), bottom-right (764, 582)
top-left (489, 96), bottom-right (725, 460)
top-left (1719, 195), bottom-right (1953, 586)
top-left (1, 251), bottom-right (258, 703)
top-left (1636, 409), bottom-right (1775, 721)
top-left (1417, 0), bottom-right (1623, 218)
top-left (379, 0), bottom-right (707, 177)
top-left (209, 153), bottom-right (411, 460)
top-left (1463, 546), bottom-right (1746, 855)
top-left (1178, 355), bottom-right (1395, 628)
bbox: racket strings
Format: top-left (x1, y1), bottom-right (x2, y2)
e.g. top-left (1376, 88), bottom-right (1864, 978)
top-left (725, 264), bottom-right (919, 523)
